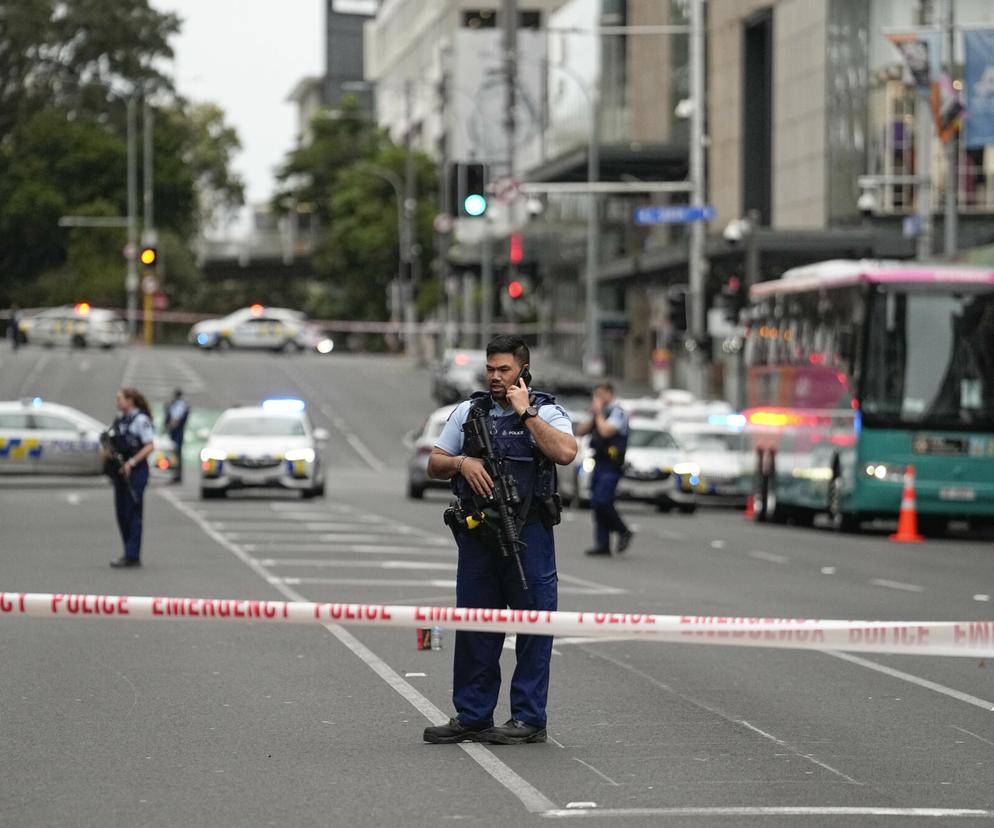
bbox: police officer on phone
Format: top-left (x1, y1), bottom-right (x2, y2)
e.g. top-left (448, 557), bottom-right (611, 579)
top-left (576, 382), bottom-right (634, 556)
top-left (424, 335), bottom-right (577, 745)
top-left (104, 387), bottom-right (155, 568)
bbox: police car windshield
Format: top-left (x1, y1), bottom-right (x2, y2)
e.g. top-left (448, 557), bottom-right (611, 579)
top-left (628, 428), bottom-right (677, 449)
top-left (213, 416), bottom-right (306, 437)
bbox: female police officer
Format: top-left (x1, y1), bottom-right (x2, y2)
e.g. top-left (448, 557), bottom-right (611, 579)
top-left (423, 335), bottom-right (576, 745)
top-left (105, 387), bottom-right (155, 568)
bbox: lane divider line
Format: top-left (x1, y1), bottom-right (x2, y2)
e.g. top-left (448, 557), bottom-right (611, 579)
top-left (823, 651), bottom-right (994, 712)
top-left (154, 489), bottom-right (556, 815)
top-left (870, 579), bottom-right (924, 593)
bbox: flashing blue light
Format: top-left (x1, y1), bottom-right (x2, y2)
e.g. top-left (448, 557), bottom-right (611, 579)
top-left (196, 332), bottom-right (211, 346)
top-left (262, 398), bottom-right (305, 414)
top-left (708, 413), bottom-right (747, 428)
top-left (464, 193), bottom-right (487, 217)
top-left (689, 475), bottom-right (700, 486)
top-left (31, 397), bottom-right (43, 407)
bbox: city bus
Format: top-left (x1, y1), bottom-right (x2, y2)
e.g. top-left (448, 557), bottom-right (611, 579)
top-left (743, 260), bottom-right (994, 533)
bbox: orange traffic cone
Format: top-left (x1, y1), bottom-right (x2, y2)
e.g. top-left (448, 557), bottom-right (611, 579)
top-left (744, 492), bottom-right (755, 520)
top-left (889, 465), bottom-right (924, 543)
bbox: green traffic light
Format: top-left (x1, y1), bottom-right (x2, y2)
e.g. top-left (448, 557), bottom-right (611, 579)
top-left (464, 194), bottom-right (487, 217)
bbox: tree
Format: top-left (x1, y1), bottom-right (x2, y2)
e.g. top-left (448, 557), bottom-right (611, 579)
top-left (274, 98), bottom-right (439, 322)
top-left (0, 1), bottom-right (243, 307)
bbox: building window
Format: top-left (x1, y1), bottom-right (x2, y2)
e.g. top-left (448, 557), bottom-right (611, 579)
top-left (462, 9), bottom-right (541, 29)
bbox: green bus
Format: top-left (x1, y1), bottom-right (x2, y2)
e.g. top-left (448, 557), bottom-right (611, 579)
top-left (744, 260), bottom-right (994, 532)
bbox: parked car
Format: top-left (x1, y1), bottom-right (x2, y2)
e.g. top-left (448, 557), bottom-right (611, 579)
top-left (431, 349), bottom-right (487, 405)
top-left (199, 399), bottom-right (328, 498)
top-left (405, 404), bottom-right (458, 499)
top-left (18, 304), bottom-right (128, 349)
top-left (188, 305), bottom-right (318, 352)
top-left (575, 418), bottom-right (697, 513)
top-left (0, 398), bottom-right (174, 476)
top-left (669, 417), bottom-right (751, 506)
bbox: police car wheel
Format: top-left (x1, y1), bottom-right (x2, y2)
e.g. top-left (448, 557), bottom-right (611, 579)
top-left (71, 334), bottom-right (87, 348)
top-left (407, 480), bottom-right (425, 499)
top-left (677, 503), bottom-right (697, 515)
top-left (201, 487), bottom-right (226, 499)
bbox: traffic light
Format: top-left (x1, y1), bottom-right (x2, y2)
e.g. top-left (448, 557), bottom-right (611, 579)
top-left (449, 162), bottom-right (488, 218)
top-left (506, 279), bottom-right (524, 300)
top-left (139, 245), bottom-right (157, 268)
top-left (667, 285), bottom-right (688, 334)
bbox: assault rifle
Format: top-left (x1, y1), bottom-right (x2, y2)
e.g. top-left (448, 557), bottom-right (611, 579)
top-left (460, 406), bottom-right (529, 595)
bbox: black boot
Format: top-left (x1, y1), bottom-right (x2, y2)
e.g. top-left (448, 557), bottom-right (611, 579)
top-left (479, 719), bottom-right (547, 745)
top-left (423, 718), bottom-right (489, 744)
top-left (109, 556), bottom-right (141, 568)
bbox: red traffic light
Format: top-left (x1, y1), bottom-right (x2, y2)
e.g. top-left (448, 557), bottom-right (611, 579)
top-left (506, 280), bottom-right (524, 300)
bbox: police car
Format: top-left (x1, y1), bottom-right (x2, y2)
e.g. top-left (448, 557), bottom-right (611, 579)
top-left (199, 399), bottom-right (328, 499)
top-left (19, 304), bottom-right (128, 349)
top-left (188, 305), bottom-right (332, 353)
top-left (0, 398), bottom-right (176, 476)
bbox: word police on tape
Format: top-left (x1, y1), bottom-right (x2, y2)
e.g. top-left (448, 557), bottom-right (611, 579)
top-left (3, 592), bottom-right (993, 658)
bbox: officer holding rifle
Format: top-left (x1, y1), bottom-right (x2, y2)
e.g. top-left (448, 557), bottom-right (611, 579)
top-left (425, 335), bottom-right (577, 745)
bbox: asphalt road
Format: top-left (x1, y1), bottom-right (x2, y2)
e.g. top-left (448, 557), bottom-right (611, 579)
top-left (2, 344), bottom-right (994, 827)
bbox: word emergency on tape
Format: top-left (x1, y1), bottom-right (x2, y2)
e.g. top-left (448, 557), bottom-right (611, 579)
top-left (2, 592), bottom-right (994, 658)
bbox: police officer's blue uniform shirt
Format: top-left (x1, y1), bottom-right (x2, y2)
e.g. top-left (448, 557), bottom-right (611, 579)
top-left (130, 412), bottom-right (156, 446)
top-left (604, 403), bottom-right (629, 436)
top-left (167, 399), bottom-right (189, 426)
top-left (435, 398), bottom-right (574, 456)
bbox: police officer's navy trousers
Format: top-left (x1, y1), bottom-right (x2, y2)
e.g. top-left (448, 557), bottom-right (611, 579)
top-left (169, 429), bottom-right (184, 481)
top-left (114, 461), bottom-right (149, 561)
top-left (591, 463), bottom-right (629, 549)
top-left (453, 522), bottom-right (557, 729)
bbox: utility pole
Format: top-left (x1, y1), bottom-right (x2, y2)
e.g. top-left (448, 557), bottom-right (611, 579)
top-left (944, 0), bottom-right (958, 258)
top-left (584, 36), bottom-right (603, 376)
top-left (688, 0), bottom-right (708, 396)
top-left (126, 96), bottom-right (139, 338)
top-left (438, 52), bottom-right (456, 350)
top-left (142, 97), bottom-right (156, 346)
top-left (403, 80), bottom-right (420, 361)
top-left (501, 0), bottom-right (518, 334)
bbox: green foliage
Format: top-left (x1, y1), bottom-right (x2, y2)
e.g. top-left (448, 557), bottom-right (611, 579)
top-left (0, 0), bottom-right (243, 308)
top-left (275, 98), bottom-right (439, 321)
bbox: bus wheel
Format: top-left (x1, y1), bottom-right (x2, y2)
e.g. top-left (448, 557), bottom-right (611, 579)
top-left (827, 472), bottom-right (858, 533)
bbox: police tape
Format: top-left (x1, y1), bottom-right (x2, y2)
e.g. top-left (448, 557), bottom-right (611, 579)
top-left (4, 591), bottom-right (994, 657)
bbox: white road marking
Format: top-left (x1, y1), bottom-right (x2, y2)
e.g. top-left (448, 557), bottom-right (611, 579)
top-left (220, 531), bottom-right (450, 545)
top-left (821, 566), bottom-right (837, 575)
top-left (404, 672), bottom-right (426, 678)
top-left (319, 404), bottom-right (386, 472)
top-left (710, 540), bottom-right (726, 549)
top-left (824, 651), bottom-right (994, 713)
top-left (950, 725), bottom-right (994, 747)
top-left (240, 543), bottom-right (454, 557)
top-left (160, 488), bottom-right (556, 814)
top-left (738, 720), bottom-right (861, 785)
top-left (257, 558), bottom-right (457, 572)
top-left (974, 594), bottom-right (990, 602)
top-left (870, 578), bottom-right (923, 593)
top-left (542, 807), bottom-right (994, 818)
top-left (269, 501), bottom-right (354, 513)
top-left (590, 648), bottom-right (862, 786)
top-left (65, 493), bottom-right (81, 505)
top-left (748, 550), bottom-right (788, 564)
top-left (274, 576), bottom-right (459, 588)
top-left (120, 354), bottom-right (139, 388)
top-left (78, 358), bottom-right (91, 372)
top-left (20, 353), bottom-right (50, 393)
top-left (558, 572), bottom-right (626, 595)
top-left (572, 757), bottom-right (620, 786)
top-left (656, 529), bottom-right (687, 541)
top-left (208, 520), bottom-right (419, 534)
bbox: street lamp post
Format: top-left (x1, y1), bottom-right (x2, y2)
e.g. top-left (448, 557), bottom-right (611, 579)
top-left (687, 0), bottom-right (708, 398)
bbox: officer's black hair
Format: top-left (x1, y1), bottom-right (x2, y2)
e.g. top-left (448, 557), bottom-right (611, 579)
top-left (486, 334), bottom-right (529, 368)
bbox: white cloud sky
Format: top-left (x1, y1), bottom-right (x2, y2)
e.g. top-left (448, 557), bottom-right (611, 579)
top-left (152, 0), bottom-right (324, 209)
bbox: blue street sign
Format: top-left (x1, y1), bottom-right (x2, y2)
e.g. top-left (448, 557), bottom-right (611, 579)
top-left (633, 204), bottom-right (716, 226)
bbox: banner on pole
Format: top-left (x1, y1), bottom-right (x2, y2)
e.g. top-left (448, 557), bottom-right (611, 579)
top-left (887, 31), bottom-right (941, 96)
top-left (964, 29), bottom-right (994, 149)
